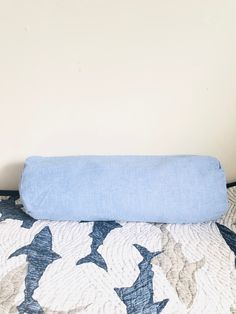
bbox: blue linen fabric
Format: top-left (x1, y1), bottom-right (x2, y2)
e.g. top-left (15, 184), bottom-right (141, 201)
top-left (19, 155), bottom-right (228, 223)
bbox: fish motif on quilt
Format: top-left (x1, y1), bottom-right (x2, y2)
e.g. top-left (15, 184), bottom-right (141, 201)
top-left (0, 264), bottom-right (27, 314)
top-left (114, 244), bottom-right (169, 314)
top-left (216, 223), bottom-right (236, 267)
top-left (152, 224), bottom-right (205, 308)
top-left (0, 197), bottom-right (36, 229)
top-left (8, 226), bottom-right (61, 314)
top-left (77, 221), bottom-right (122, 271)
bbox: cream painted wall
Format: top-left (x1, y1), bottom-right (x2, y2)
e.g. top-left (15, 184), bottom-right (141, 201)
top-left (0, 0), bottom-right (236, 189)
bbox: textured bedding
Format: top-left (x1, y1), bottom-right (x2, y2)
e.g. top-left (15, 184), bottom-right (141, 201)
top-left (0, 186), bottom-right (236, 314)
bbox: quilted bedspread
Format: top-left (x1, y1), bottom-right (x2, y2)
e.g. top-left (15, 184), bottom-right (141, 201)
top-left (0, 187), bottom-right (236, 314)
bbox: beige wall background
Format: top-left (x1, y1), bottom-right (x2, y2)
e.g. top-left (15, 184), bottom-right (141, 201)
top-left (0, 0), bottom-right (236, 189)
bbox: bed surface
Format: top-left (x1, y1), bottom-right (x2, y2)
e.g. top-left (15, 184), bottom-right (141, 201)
top-left (0, 185), bottom-right (236, 314)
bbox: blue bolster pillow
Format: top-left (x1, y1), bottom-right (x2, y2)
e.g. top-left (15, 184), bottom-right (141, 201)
top-left (19, 155), bottom-right (228, 223)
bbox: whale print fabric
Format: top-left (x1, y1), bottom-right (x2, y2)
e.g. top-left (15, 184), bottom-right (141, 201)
top-left (0, 186), bottom-right (236, 313)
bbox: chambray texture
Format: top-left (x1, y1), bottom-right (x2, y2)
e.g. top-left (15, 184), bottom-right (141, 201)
top-left (20, 155), bottom-right (227, 223)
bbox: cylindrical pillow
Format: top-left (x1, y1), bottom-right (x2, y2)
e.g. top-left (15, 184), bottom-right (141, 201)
top-left (19, 155), bottom-right (228, 223)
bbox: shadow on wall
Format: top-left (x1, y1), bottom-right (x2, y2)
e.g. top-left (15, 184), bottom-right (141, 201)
top-left (0, 162), bottom-right (24, 190)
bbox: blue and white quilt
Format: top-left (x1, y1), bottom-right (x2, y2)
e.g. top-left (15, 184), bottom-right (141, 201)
top-left (0, 187), bottom-right (236, 314)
